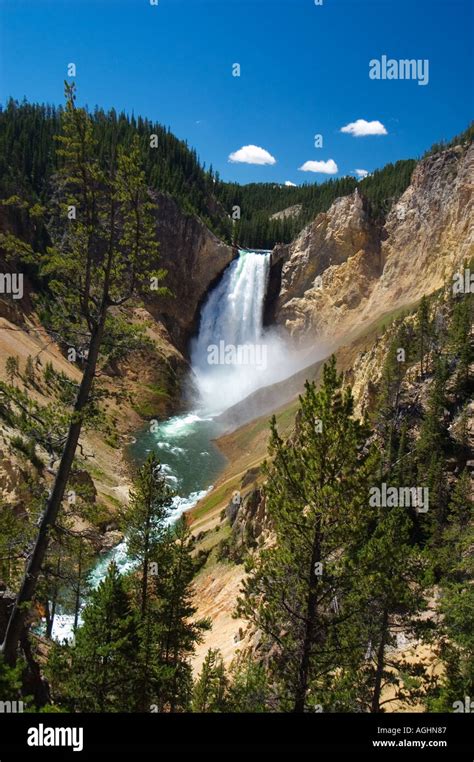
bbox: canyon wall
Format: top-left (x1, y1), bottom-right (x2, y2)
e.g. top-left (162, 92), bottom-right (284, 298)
top-left (273, 142), bottom-right (474, 344)
top-left (146, 192), bottom-right (235, 351)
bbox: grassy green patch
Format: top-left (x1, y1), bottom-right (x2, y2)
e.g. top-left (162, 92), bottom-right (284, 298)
top-left (132, 383), bottom-right (170, 419)
top-left (192, 477), bottom-right (241, 522)
top-left (85, 462), bottom-right (117, 489)
top-left (360, 301), bottom-right (419, 339)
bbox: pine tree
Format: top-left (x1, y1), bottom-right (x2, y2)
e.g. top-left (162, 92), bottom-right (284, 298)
top-left (149, 516), bottom-right (210, 712)
top-left (120, 452), bottom-right (174, 619)
top-left (375, 330), bottom-right (405, 474)
top-left (356, 329), bottom-right (430, 711)
top-left (436, 469), bottom-right (473, 581)
top-left (225, 653), bottom-right (271, 712)
top-left (0, 504), bottom-right (33, 588)
top-left (416, 296), bottom-right (431, 378)
top-left (428, 474), bottom-right (474, 711)
top-left (47, 562), bottom-right (140, 712)
top-left (448, 293), bottom-right (473, 398)
top-left (38, 525), bottom-right (96, 638)
top-left (417, 358), bottom-right (449, 459)
top-left (348, 505), bottom-right (428, 712)
top-left (24, 355), bottom-right (35, 387)
top-left (0, 654), bottom-right (24, 704)
top-left (236, 356), bottom-right (376, 712)
top-left (116, 452), bottom-right (174, 712)
top-left (192, 649), bottom-right (227, 712)
top-left (416, 358), bottom-right (450, 544)
top-left (2, 84), bottom-right (165, 665)
top-left (5, 356), bottom-right (19, 387)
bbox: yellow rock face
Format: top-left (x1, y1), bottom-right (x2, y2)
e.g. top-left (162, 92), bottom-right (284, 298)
top-left (274, 143), bottom-right (474, 347)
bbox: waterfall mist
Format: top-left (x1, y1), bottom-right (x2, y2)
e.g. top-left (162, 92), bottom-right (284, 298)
top-left (190, 250), bottom-right (324, 416)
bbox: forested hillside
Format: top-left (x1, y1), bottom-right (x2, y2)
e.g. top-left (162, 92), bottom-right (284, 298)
top-left (2, 101), bottom-right (472, 252)
top-left (215, 159), bottom-right (416, 249)
top-left (0, 99), bottom-right (233, 242)
top-left (216, 123), bottom-right (471, 248)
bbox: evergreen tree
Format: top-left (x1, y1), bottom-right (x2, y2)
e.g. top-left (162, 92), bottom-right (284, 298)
top-left (117, 451), bottom-right (174, 712)
top-left (355, 319), bottom-right (432, 711)
top-left (5, 356), bottom-right (19, 387)
top-left (237, 357), bottom-right (376, 712)
top-left (0, 504), bottom-right (33, 588)
top-left (428, 473), bottom-right (474, 710)
top-left (1, 84), bottom-right (165, 665)
top-left (0, 654), bottom-right (24, 704)
top-left (348, 505), bottom-right (428, 712)
top-left (47, 562), bottom-right (140, 712)
top-left (448, 292), bottom-right (473, 398)
top-left (225, 653), bottom-right (272, 712)
top-left (24, 355), bottom-right (35, 387)
top-left (120, 452), bottom-right (174, 619)
top-left (192, 649), bottom-right (227, 712)
top-left (417, 358), bottom-right (449, 462)
top-left (38, 525), bottom-right (97, 638)
top-left (416, 296), bottom-right (431, 378)
top-left (375, 330), bottom-right (406, 474)
top-left (149, 516), bottom-right (210, 712)
top-left (416, 358), bottom-right (450, 544)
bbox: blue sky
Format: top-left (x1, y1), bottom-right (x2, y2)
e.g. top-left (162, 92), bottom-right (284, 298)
top-left (0, 0), bottom-right (472, 184)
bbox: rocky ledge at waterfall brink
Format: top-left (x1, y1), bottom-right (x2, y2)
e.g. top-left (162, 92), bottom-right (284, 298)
top-left (272, 141), bottom-right (474, 344)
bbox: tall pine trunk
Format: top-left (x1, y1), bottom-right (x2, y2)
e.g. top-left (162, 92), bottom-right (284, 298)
top-left (73, 540), bottom-right (83, 631)
top-left (45, 558), bottom-right (60, 639)
top-left (293, 518), bottom-right (322, 713)
top-left (371, 606), bottom-right (389, 712)
top-left (1, 318), bottom-right (106, 665)
top-left (140, 512), bottom-right (151, 619)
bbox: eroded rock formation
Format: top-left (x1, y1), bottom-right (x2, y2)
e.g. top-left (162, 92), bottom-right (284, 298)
top-left (273, 142), bottom-right (474, 344)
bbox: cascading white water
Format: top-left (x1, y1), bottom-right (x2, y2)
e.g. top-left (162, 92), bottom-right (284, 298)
top-left (193, 250), bottom-right (270, 352)
top-left (191, 249), bottom-right (286, 413)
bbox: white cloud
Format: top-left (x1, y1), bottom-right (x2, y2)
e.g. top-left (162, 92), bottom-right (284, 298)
top-left (355, 168), bottom-right (369, 179)
top-left (340, 119), bottom-right (388, 137)
top-left (228, 144), bottom-right (276, 165)
top-left (284, 180), bottom-right (297, 186)
top-left (298, 159), bottom-right (338, 175)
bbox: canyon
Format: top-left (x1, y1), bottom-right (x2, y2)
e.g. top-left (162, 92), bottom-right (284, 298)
top-left (0, 125), bottom-right (473, 691)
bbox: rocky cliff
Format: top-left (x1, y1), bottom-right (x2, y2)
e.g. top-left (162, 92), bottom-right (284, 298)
top-left (146, 192), bottom-right (235, 351)
top-left (273, 141), bottom-right (474, 344)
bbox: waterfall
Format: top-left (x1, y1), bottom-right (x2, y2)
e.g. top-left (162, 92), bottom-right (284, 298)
top-left (193, 250), bottom-right (270, 352)
top-left (190, 249), bottom-right (278, 413)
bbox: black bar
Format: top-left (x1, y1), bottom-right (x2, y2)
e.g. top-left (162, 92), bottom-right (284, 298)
top-left (0, 712), bottom-right (472, 756)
